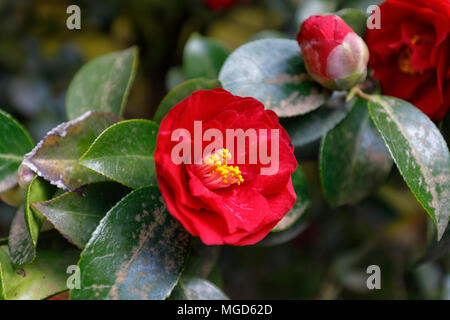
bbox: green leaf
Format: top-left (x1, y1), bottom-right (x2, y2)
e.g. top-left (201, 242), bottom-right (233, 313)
top-left (0, 237), bottom-right (80, 300)
top-left (183, 33), bottom-right (229, 80)
top-left (31, 182), bottom-right (130, 249)
top-left (6, 178), bottom-right (55, 268)
top-left (280, 94), bottom-right (349, 148)
top-left (170, 277), bottom-right (229, 300)
top-left (70, 186), bottom-right (191, 300)
top-left (24, 176), bottom-right (56, 250)
top-left (8, 205), bottom-right (34, 267)
top-left (23, 111), bottom-right (118, 190)
top-left (66, 47), bottom-right (138, 120)
top-left (272, 165), bottom-right (310, 232)
top-left (154, 78), bottom-right (221, 123)
top-left (320, 97), bottom-right (393, 207)
top-left (0, 110), bottom-right (34, 192)
top-left (219, 39), bottom-right (329, 118)
top-left (295, 0), bottom-right (338, 27)
top-left (368, 95), bottom-right (450, 239)
top-left (79, 120), bottom-right (158, 189)
top-left (335, 8), bottom-right (368, 38)
top-left (344, 0), bottom-right (383, 11)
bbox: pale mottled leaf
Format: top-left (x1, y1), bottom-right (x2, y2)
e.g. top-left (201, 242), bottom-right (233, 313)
top-left (23, 111), bottom-right (118, 191)
top-left (219, 39), bottom-right (329, 118)
top-left (369, 95), bottom-right (450, 239)
top-left (280, 93), bottom-right (349, 148)
top-left (70, 186), bottom-right (191, 300)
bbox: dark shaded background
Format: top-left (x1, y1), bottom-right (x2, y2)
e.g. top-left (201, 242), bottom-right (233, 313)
top-left (0, 0), bottom-right (448, 299)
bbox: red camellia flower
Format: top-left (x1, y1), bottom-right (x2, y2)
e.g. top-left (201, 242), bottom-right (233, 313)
top-left (154, 89), bottom-right (297, 245)
top-left (366, 0), bottom-right (450, 120)
top-left (297, 15), bottom-right (369, 91)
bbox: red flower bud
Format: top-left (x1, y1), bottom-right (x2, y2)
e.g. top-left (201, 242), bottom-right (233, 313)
top-left (297, 15), bottom-right (369, 91)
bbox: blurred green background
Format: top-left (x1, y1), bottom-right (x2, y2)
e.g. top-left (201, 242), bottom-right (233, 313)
top-left (0, 0), bottom-right (449, 300)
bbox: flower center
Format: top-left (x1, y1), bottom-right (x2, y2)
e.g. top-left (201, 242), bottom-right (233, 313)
top-left (194, 148), bottom-right (244, 189)
top-left (398, 35), bottom-right (424, 75)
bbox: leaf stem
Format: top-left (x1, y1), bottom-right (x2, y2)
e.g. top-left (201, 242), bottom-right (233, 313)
top-left (349, 86), bottom-right (373, 101)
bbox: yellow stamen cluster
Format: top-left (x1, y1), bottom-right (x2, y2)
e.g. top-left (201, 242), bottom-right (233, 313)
top-left (411, 35), bottom-right (422, 46)
top-left (398, 35), bottom-right (424, 75)
top-left (198, 148), bottom-right (244, 189)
